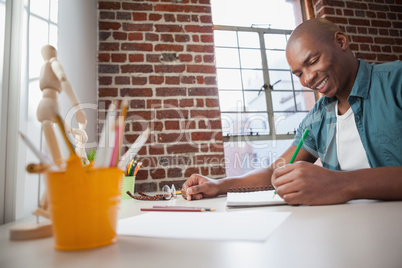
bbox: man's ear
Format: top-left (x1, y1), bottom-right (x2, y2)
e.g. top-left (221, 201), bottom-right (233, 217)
top-left (334, 32), bottom-right (349, 51)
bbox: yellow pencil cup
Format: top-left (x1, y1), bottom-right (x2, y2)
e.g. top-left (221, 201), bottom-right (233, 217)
top-left (121, 176), bottom-right (135, 199)
top-left (45, 167), bottom-right (123, 251)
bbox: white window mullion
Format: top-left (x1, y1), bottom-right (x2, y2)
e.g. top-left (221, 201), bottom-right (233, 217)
top-left (1, 0), bottom-right (25, 224)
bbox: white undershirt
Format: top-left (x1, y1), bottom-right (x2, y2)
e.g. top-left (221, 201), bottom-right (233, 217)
top-left (335, 101), bottom-right (370, 171)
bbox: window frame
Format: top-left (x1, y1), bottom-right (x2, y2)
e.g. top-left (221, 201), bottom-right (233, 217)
top-left (214, 25), bottom-right (318, 144)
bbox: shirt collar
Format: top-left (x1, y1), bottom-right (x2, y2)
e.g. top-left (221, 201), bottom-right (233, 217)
top-left (349, 59), bottom-right (372, 99)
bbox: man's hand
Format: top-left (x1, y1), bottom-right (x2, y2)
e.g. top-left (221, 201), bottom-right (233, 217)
top-left (272, 161), bottom-right (350, 205)
top-left (181, 174), bottom-right (220, 201)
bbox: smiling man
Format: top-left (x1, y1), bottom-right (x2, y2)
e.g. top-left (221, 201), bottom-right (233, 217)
top-left (181, 18), bottom-right (402, 205)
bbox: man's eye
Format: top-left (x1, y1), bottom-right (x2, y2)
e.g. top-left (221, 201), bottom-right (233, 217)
top-left (295, 73), bottom-right (302, 78)
top-left (310, 58), bottom-right (318, 65)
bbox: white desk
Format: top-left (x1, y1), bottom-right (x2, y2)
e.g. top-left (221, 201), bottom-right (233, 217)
top-left (1, 197), bottom-right (402, 268)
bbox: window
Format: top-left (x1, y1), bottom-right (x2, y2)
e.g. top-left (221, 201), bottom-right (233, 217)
top-left (211, 0), bottom-right (316, 176)
top-left (0, 0), bottom-right (58, 223)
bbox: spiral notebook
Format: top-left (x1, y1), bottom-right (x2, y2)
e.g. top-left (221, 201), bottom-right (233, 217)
top-left (226, 190), bottom-right (287, 207)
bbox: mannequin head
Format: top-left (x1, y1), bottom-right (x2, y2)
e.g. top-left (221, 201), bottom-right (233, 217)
top-left (41, 45), bottom-right (57, 61)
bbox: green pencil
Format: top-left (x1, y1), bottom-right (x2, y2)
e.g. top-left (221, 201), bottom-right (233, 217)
top-left (289, 129), bottom-right (310, 164)
top-left (273, 129), bottom-right (310, 197)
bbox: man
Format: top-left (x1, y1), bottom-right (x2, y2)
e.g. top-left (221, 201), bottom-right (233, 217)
top-left (181, 18), bottom-right (402, 205)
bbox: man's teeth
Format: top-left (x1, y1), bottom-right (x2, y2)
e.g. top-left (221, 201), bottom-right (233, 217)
top-left (316, 77), bottom-right (328, 89)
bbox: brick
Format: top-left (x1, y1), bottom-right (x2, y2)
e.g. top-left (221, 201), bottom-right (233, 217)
top-left (164, 99), bottom-right (179, 107)
top-left (187, 44), bottom-right (214, 53)
top-left (158, 133), bottom-right (189, 143)
top-left (166, 144), bottom-right (199, 154)
top-left (150, 169), bottom-right (166, 180)
top-left (184, 25), bottom-right (213, 33)
top-left (155, 24), bottom-right (184, 33)
top-left (147, 99), bottom-right (162, 109)
top-left (149, 75), bottom-right (164, 84)
top-left (187, 64), bottom-right (216, 74)
top-left (191, 109), bottom-right (221, 118)
top-left (99, 32), bottom-right (111, 41)
top-left (133, 12), bottom-right (147, 21)
top-left (177, 14), bottom-right (191, 22)
top-left (130, 99), bottom-right (146, 109)
top-left (132, 77), bottom-right (148, 85)
top-left (149, 13), bottom-right (163, 21)
top-left (377, 54), bottom-right (398, 61)
top-left (99, 88), bottom-right (118, 97)
top-left (154, 4), bottom-right (185, 12)
top-left (122, 3), bottom-right (153, 11)
top-left (156, 87), bottom-right (186, 96)
top-left (98, 76), bottom-right (112, 85)
top-left (164, 14), bottom-right (176, 22)
top-left (184, 167), bottom-right (199, 177)
top-left (155, 64), bottom-right (186, 73)
top-left (113, 32), bottom-right (127, 40)
top-left (188, 87), bottom-right (218, 96)
top-left (98, 53), bottom-right (110, 62)
top-left (179, 99), bottom-right (194, 107)
top-left (128, 33), bottom-right (143, 41)
top-left (168, 168), bottom-right (183, 178)
top-left (156, 109), bottom-right (189, 119)
top-left (123, 23), bottom-right (153, 32)
top-left (348, 18), bottom-right (371, 26)
top-left (121, 64), bottom-right (153, 73)
top-left (368, 3), bottom-right (390, 11)
top-left (117, 12), bottom-right (131, 20)
top-left (161, 34), bottom-right (174, 42)
top-left (374, 37), bottom-right (396, 44)
top-left (165, 76), bottom-right (180, 85)
top-left (122, 43), bottom-right (153, 51)
top-left (165, 120), bottom-right (180, 130)
top-left (99, 21), bottom-right (121, 31)
top-left (371, 20), bottom-right (392, 27)
top-left (99, 42), bottom-right (119, 51)
top-left (146, 54), bottom-right (161, 63)
top-left (99, 64), bottom-right (119, 73)
top-left (175, 34), bottom-right (191, 42)
top-left (155, 44), bottom-right (184, 52)
top-left (178, 54), bottom-right (193, 62)
top-left (98, 2), bottom-right (120, 10)
top-left (149, 145), bottom-right (165, 155)
top-left (115, 76), bottom-right (130, 85)
top-left (111, 53), bottom-right (126, 62)
top-left (201, 35), bottom-right (214, 43)
top-left (129, 54), bottom-right (145, 62)
top-left (100, 11), bottom-right (114, 20)
top-left (121, 88), bottom-right (153, 97)
top-left (145, 33), bottom-right (159, 41)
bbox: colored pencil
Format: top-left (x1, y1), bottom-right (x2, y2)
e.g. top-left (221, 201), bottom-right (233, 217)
top-left (152, 206), bottom-right (216, 211)
top-left (140, 207), bottom-right (212, 212)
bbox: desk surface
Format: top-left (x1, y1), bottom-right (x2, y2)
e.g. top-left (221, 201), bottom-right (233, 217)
top-left (1, 196), bottom-right (402, 268)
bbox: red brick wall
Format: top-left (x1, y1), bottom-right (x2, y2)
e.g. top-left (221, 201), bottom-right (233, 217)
top-left (313, 0), bottom-right (402, 63)
top-left (97, 0), bottom-right (225, 192)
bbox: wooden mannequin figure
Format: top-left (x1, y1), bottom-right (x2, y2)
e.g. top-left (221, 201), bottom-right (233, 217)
top-left (10, 45), bottom-right (89, 240)
top-left (34, 45), bottom-right (88, 218)
top-left (37, 44), bottom-right (89, 165)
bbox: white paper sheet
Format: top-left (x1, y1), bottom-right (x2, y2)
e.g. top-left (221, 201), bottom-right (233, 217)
top-left (117, 211), bottom-right (291, 242)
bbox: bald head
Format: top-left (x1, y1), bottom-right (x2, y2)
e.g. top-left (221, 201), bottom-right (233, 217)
top-left (287, 18), bottom-right (343, 51)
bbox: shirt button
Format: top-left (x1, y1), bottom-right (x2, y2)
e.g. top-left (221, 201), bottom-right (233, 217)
top-left (323, 146), bottom-right (326, 151)
top-left (331, 122), bottom-right (334, 126)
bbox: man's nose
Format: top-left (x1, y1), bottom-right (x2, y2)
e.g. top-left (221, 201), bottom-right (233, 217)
top-left (303, 70), bottom-right (317, 88)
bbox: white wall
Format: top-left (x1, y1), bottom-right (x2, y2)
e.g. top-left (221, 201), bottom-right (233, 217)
top-left (58, 0), bottom-right (98, 149)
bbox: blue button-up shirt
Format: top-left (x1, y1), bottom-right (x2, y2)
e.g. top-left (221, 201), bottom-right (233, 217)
top-left (292, 59), bottom-right (402, 170)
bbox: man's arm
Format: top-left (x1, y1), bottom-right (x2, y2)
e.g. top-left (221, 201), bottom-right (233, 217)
top-left (272, 162), bottom-right (402, 205)
top-left (182, 145), bottom-right (317, 200)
